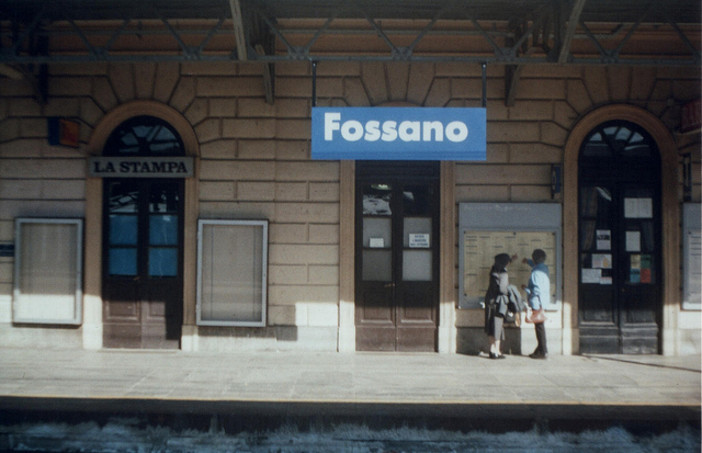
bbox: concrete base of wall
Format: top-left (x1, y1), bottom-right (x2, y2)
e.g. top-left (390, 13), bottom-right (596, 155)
top-left (678, 329), bottom-right (702, 356)
top-left (0, 324), bottom-right (339, 352)
top-left (0, 323), bottom-right (83, 349)
top-left (188, 326), bottom-right (339, 352)
top-left (456, 326), bottom-right (564, 356)
top-left (2, 322), bottom-right (697, 356)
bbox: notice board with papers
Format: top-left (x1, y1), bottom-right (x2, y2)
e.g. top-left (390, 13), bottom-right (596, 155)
top-left (683, 203), bottom-right (701, 310)
top-left (459, 203), bottom-right (561, 309)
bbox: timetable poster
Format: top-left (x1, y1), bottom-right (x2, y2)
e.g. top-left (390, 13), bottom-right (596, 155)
top-left (463, 230), bottom-right (556, 307)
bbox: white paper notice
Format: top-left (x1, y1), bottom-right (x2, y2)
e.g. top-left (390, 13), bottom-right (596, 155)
top-left (626, 231), bottom-right (641, 252)
top-left (624, 198), bottom-right (653, 218)
top-left (369, 238), bottom-right (384, 248)
top-left (592, 253), bottom-right (612, 269)
top-left (408, 233), bottom-right (430, 248)
top-left (582, 268), bottom-right (601, 284)
top-left (596, 229), bottom-right (611, 250)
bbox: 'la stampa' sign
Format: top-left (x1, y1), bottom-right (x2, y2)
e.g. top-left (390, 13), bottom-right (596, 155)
top-left (89, 156), bottom-right (194, 178)
top-left (311, 107), bottom-right (486, 161)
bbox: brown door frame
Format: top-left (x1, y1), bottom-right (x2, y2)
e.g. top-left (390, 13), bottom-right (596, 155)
top-left (354, 161), bottom-right (440, 352)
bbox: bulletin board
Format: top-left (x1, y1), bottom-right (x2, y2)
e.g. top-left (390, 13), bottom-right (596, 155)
top-left (683, 203), bottom-right (701, 310)
top-left (458, 203), bottom-right (561, 309)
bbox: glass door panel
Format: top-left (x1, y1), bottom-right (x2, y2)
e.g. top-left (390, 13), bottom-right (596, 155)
top-left (362, 185), bottom-right (392, 282)
top-left (148, 182), bottom-right (180, 277)
top-left (403, 185), bottom-right (432, 215)
top-left (402, 251), bottom-right (432, 281)
top-left (107, 181), bottom-right (139, 276)
top-left (363, 217), bottom-right (391, 247)
top-left (362, 250), bottom-right (393, 281)
top-left (403, 217), bottom-right (432, 281)
top-left (403, 217), bottom-right (431, 246)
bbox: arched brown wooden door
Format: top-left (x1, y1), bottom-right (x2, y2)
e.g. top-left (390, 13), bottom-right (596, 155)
top-left (578, 121), bottom-right (662, 354)
top-left (102, 116), bottom-right (184, 349)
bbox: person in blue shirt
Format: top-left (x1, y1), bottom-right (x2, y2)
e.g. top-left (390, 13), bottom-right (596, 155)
top-left (522, 249), bottom-right (550, 359)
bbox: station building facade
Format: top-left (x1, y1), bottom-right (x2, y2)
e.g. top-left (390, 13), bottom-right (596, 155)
top-left (0, 4), bottom-right (700, 357)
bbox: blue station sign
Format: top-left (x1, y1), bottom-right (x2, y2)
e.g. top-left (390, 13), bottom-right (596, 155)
top-left (311, 107), bottom-right (486, 161)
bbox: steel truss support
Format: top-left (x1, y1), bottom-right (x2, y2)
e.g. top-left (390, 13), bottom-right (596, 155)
top-left (1, 1), bottom-right (699, 71)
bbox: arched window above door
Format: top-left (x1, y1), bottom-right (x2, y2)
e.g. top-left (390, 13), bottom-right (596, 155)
top-left (580, 121), bottom-right (659, 162)
top-left (579, 121), bottom-right (660, 182)
top-left (104, 115), bottom-right (184, 156)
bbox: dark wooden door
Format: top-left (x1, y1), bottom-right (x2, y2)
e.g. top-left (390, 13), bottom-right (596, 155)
top-left (355, 162), bottom-right (439, 352)
top-left (102, 179), bottom-right (183, 349)
top-left (578, 121), bottom-right (662, 354)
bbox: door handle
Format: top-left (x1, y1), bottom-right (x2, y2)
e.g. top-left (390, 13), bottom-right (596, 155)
top-left (384, 282), bottom-right (395, 288)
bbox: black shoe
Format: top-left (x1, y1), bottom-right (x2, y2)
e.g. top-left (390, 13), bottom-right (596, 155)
top-left (529, 352), bottom-right (547, 359)
top-left (490, 353), bottom-right (506, 359)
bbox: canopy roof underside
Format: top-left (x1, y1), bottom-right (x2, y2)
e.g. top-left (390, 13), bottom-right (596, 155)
top-left (0, 0), bottom-right (699, 66)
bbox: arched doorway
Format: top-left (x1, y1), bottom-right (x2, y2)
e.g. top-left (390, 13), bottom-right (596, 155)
top-left (83, 101), bottom-right (199, 350)
top-left (101, 116), bottom-right (185, 349)
top-left (563, 104), bottom-right (680, 356)
top-left (577, 121), bottom-right (661, 353)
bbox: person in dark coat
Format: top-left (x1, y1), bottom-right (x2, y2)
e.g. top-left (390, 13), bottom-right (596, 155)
top-left (484, 253), bottom-right (517, 359)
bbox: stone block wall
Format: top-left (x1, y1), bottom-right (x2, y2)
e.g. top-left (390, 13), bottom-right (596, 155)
top-left (0, 59), bottom-right (699, 351)
top-left (0, 61), bottom-right (343, 350)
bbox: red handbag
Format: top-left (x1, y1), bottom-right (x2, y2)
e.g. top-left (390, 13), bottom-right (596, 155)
top-left (526, 309), bottom-right (546, 324)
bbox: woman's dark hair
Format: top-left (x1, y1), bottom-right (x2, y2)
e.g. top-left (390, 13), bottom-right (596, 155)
top-left (491, 253), bottom-right (512, 272)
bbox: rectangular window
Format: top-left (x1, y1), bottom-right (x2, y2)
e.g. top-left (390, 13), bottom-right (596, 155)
top-left (13, 218), bottom-right (83, 324)
top-left (197, 219), bottom-right (268, 327)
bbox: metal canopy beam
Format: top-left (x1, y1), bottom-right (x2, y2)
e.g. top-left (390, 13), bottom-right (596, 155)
top-left (0, 0), bottom-right (699, 66)
top-left (558, 0), bottom-right (587, 64)
top-left (255, 43), bottom-right (274, 103)
top-left (229, 0), bottom-right (248, 61)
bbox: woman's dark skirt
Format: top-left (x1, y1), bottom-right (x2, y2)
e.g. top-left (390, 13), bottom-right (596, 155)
top-left (485, 303), bottom-right (505, 341)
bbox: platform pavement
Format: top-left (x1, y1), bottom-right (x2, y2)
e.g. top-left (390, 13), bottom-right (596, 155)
top-left (0, 348), bottom-right (700, 431)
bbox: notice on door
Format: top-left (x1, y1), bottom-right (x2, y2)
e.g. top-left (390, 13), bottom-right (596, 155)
top-left (409, 233), bottom-right (430, 248)
top-left (626, 231), bottom-right (641, 252)
top-left (630, 254), bottom-right (653, 284)
top-left (624, 198), bottom-right (652, 218)
top-left (596, 229), bottom-right (611, 250)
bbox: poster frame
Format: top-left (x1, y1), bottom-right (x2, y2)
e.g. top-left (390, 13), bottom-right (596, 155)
top-left (458, 203), bottom-right (562, 310)
top-left (682, 203), bottom-right (701, 310)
